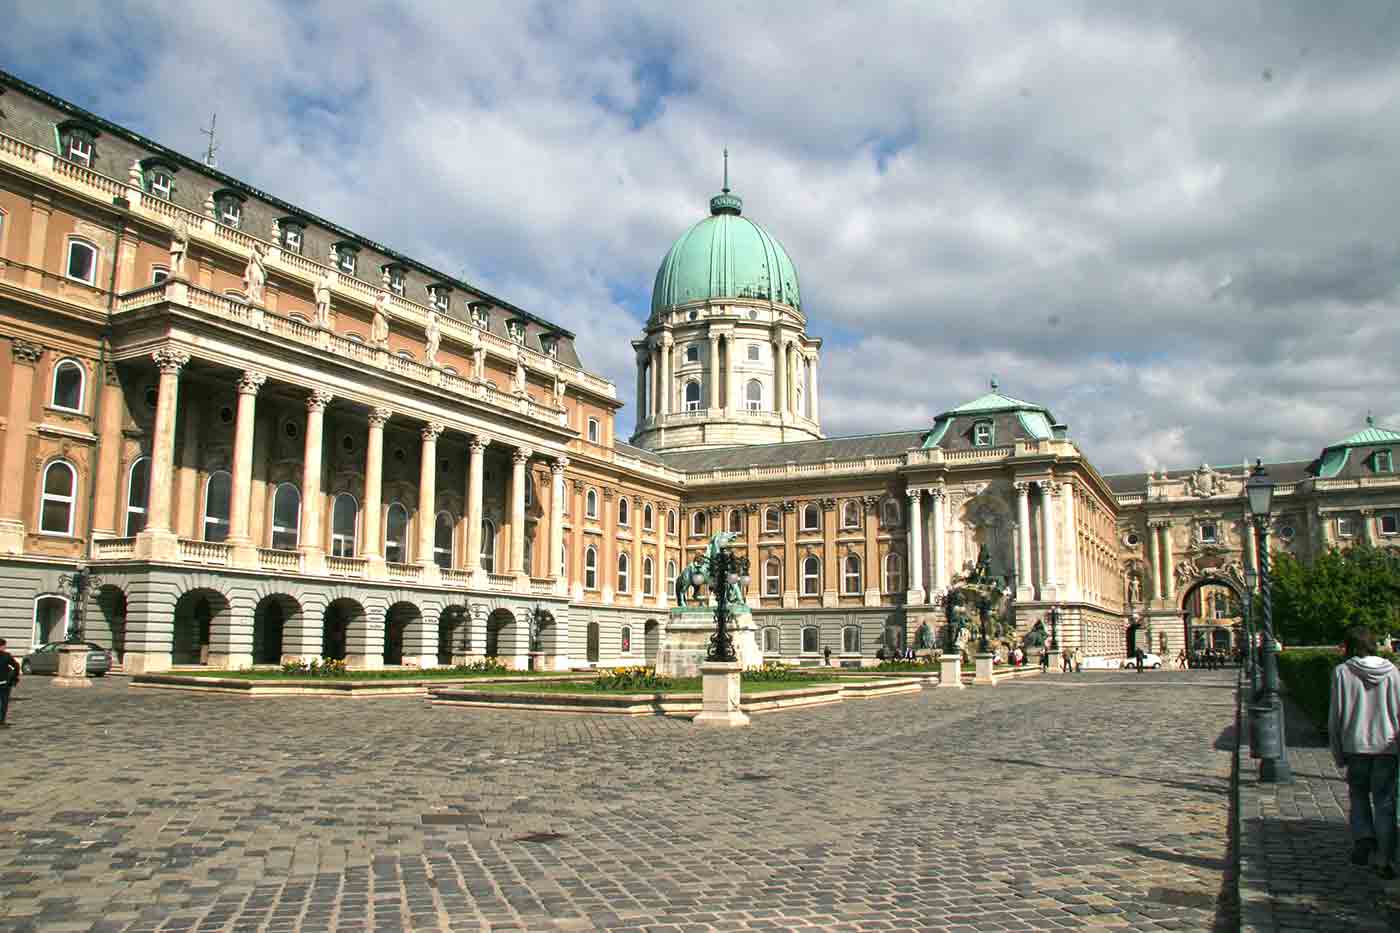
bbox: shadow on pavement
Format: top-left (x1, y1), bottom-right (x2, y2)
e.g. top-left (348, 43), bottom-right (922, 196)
top-left (988, 757), bottom-right (1227, 796)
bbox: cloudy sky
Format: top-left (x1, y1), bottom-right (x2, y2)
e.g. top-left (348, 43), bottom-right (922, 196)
top-left (6, 1), bottom-right (1400, 473)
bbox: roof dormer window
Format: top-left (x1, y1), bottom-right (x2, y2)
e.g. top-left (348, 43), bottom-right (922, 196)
top-left (332, 242), bottom-right (358, 276)
top-left (540, 333), bottom-right (560, 358)
top-left (141, 158), bottom-right (178, 200)
top-left (427, 284), bottom-right (451, 313)
top-left (1376, 449), bottom-right (1394, 473)
top-left (213, 189), bottom-right (244, 229)
top-left (277, 218), bottom-right (304, 255)
top-left (57, 120), bottom-right (98, 167)
top-left (506, 319), bottom-right (526, 344)
top-left (469, 303), bottom-right (490, 328)
top-left (381, 264), bottom-right (406, 295)
top-left (973, 420), bottom-right (994, 447)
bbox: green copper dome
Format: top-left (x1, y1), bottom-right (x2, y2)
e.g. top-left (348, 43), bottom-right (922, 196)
top-left (651, 185), bottom-right (801, 315)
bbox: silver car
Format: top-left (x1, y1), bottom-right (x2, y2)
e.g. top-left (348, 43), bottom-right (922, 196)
top-left (20, 642), bottom-right (112, 676)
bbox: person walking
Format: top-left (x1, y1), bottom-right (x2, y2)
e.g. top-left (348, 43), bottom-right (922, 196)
top-left (0, 637), bottom-right (19, 728)
top-left (1135, 646), bottom-right (1146, 673)
top-left (1061, 648), bottom-right (1072, 673)
top-left (1329, 625), bottom-right (1400, 879)
top-left (1039, 648), bottom-right (1050, 673)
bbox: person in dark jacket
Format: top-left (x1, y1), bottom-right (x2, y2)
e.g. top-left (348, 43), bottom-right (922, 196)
top-left (0, 637), bottom-right (19, 727)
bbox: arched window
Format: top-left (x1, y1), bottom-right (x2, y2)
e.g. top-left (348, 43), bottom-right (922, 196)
top-left (125, 456), bottom-right (151, 537)
top-left (801, 626), bottom-right (819, 654)
top-left (764, 508), bottom-right (781, 533)
top-left (728, 509), bottom-right (743, 534)
top-left (331, 493), bottom-right (358, 557)
top-left (65, 238), bottom-right (98, 285)
top-left (643, 556), bottom-right (655, 595)
top-left (801, 556), bottom-right (821, 595)
top-left (383, 502), bottom-right (409, 562)
top-left (764, 557), bottom-right (782, 596)
top-left (584, 545), bottom-right (598, 590)
top-left (51, 359), bottom-right (85, 411)
top-left (479, 519), bottom-right (496, 572)
top-left (40, 461), bottom-right (77, 535)
top-left (684, 380), bottom-right (702, 411)
top-left (33, 594), bottom-right (71, 644)
top-left (271, 483), bottom-right (301, 550)
top-left (667, 559), bottom-right (677, 584)
top-left (643, 503), bottom-right (654, 531)
top-left (434, 511), bottom-right (454, 569)
top-left (745, 379), bottom-right (763, 412)
top-left (762, 627), bottom-right (780, 653)
top-left (841, 500), bottom-right (860, 529)
top-left (667, 509), bottom-right (677, 535)
top-left (585, 488), bottom-right (598, 519)
top-left (691, 510), bottom-right (707, 536)
top-left (617, 552), bottom-right (630, 593)
top-left (618, 496), bottom-right (629, 526)
top-left (843, 625), bottom-right (861, 653)
top-left (884, 552), bottom-right (903, 593)
top-left (802, 503), bottom-right (820, 532)
top-left (202, 469), bottom-right (231, 542)
top-left (882, 498), bottom-right (901, 527)
top-left (560, 541), bottom-right (568, 577)
top-left (843, 554), bottom-right (862, 594)
top-left (621, 625), bottom-right (632, 654)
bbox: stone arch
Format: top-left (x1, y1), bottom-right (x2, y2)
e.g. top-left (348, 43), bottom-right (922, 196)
top-left (437, 604), bottom-right (470, 665)
top-left (383, 601), bottom-right (421, 666)
top-left (252, 593), bottom-right (300, 665)
top-left (94, 583), bottom-right (128, 663)
top-left (172, 587), bottom-right (231, 666)
top-left (1179, 574), bottom-right (1244, 656)
top-left (643, 618), bottom-right (661, 664)
top-left (322, 596), bottom-right (368, 664)
top-left (485, 607), bottom-right (516, 660)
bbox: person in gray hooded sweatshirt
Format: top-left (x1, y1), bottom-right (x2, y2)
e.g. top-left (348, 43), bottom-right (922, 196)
top-left (1329, 625), bottom-right (1400, 878)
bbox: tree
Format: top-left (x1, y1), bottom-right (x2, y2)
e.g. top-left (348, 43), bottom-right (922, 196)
top-left (1271, 544), bottom-right (1400, 645)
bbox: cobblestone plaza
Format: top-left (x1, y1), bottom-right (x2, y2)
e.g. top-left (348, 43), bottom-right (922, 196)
top-left (2, 673), bottom-right (1237, 932)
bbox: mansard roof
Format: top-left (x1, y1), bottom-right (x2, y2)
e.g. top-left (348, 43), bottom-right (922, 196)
top-left (1102, 459), bottom-right (1315, 495)
top-left (655, 430), bottom-right (925, 473)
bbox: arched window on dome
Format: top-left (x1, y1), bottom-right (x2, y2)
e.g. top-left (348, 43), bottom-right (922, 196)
top-left (684, 380), bottom-right (702, 412)
top-left (745, 379), bottom-right (763, 412)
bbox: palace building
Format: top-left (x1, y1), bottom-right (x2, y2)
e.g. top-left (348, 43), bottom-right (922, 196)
top-left (1, 69), bottom-right (1397, 672)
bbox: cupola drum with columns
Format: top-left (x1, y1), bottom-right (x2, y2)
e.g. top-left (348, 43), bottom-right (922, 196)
top-left (631, 154), bottom-right (823, 452)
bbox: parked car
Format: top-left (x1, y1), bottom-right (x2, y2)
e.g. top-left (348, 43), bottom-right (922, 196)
top-left (20, 642), bottom-right (112, 676)
top-left (1124, 652), bottom-right (1162, 670)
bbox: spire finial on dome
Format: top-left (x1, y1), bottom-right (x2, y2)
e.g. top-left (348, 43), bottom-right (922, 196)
top-left (1368, 410), bottom-right (1375, 427)
top-left (722, 147), bottom-right (729, 194)
top-left (990, 376), bottom-right (999, 392)
top-left (709, 149), bottom-right (743, 216)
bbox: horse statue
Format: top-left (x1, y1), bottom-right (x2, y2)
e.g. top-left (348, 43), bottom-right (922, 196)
top-left (673, 531), bottom-right (743, 607)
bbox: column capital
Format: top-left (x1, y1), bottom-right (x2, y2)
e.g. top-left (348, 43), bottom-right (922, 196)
top-left (782, 500), bottom-right (796, 513)
top-left (103, 363), bottom-right (121, 386)
top-left (819, 497), bottom-right (836, 511)
top-left (152, 347), bottom-right (191, 375)
top-left (367, 407), bottom-right (392, 428)
top-left (422, 421), bottom-right (445, 442)
top-left (861, 494), bottom-right (881, 511)
top-left (1042, 481), bottom-right (1061, 497)
top-left (10, 338), bottom-right (44, 366)
top-left (513, 446), bottom-right (533, 464)
top-left (236, 371), bottom-right (267, 396)
top-left (470, 433), bottom-right (492, 453)
top-left (551, 456), bottom-right (569, 475)
top-left (571, 478), bottom-right (586, 492)
top-left (905, 488), bottom-right (923, 502)
top-left (306, 389), bottom-right (334, 412)
top-left (1013, 480), bottom-right (1031, 494)
top-left (928, 485), bottom-right (947, 501)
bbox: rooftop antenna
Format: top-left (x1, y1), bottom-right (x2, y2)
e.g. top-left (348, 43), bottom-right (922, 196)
top-left (722, 147), bottom-right (729, 193)
top-left (200, 113), bottom-right (219, 168)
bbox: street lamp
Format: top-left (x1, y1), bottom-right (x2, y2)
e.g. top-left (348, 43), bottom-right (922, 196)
top-left (704, 547), bottom-right (749, 663)
top-left (57, 566), bottom-right (101, 644)
top-left (1246, 459), bottom-right (1292, 783)
top-left (1048, 605), bottom-right (1061, 651)
top-left (1243, 564), bottom-right (1258, 695)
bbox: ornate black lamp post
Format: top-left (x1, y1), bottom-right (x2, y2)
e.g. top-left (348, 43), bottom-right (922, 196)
top-left (57, 566), bottom-right (101, 644)
top-left (1242, 565), bottom-right (1259, 695)
top-left (1048, 604), bottom-right (1061, 651)
top-left (1246, 460), bottom-right (1292, 783)
top-left (704, 547), bottom-right (749, 663)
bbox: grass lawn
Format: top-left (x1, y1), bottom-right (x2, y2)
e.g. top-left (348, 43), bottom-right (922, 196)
top-left (160, 668), bottom-right (570, 681)
top-left (459, 673), bottom-right (857, 696)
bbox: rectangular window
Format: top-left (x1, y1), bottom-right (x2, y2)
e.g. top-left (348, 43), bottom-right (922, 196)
top-left (221, 203), bottom-right (241, 228)
top-left (281, 226), bottom-right (303, 255)
top-left (430, 287), bottom-right (449, 312)
top-left (587, 418), bottom-right (600, 443)
top-left (1381, 513), bottom-right (1398, 536)
top-left (66, 241), bottom-right (97, 285)
top-left (68, 136), bottom-right (92, 166)
top-left (1338, 516), bottom-right (1354, 538)
top-left (1199, 523), bottom-right (1217, 544)
top-left (1376, 450), bottom-right (1394, 473)
top-left (388, 268), bottom-right (405, 295)
top-left (148, 171), bottom-right (172, 199)
top-left (747, 344), bottom-right (760, 361)
top-left (801, 628), bottom-right (819, 653)
top-left (151, 267), bottom-right (169, 285)
top-left (336, 248), bottom-right (357, 275)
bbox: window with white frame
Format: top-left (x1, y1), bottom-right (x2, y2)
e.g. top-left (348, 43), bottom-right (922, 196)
top-left (585, 488), bottom-right (598, 519)
top-left (434, 511), bottom-right (454, 569)
top-left (841, 500), bottom-right (860, 529)
top-left (382, 265), bottom-right (405, 295)
top-left (61, 126), bottom-right (95, 166)
top-left (801, 626), bottom-right (819, 653)
top-left (691, 510), bottom-right (707, 537)
top-left (973, 420), bottom-right (994, 447)
top-left (202, 470), bottom-right (231, 542)
top-left (620, 625), bottom-right (632, 653)
top-left (882, 498), bottom-right (901, 527)
top-left (763, 557), bottom-right (781, 596)
top-left (1337, 515), bottom-right (1354, 538)
top-left (480, 519), bottom-right (496, 571)
top-left (51, 359), bottom-right (84, 411)
top-left (428, 285), bottom-right (450, 312)
top-left (584, 545), bottom-right (598, 590)
top-left (279, 221), bottom-right (304, 255)
top-left (843, 554), bottom-right (862, 594)
top-left (40, 460), bottom-right (77, 535)
top-left (119, 456), bottom-right (152, 537)
top-left (272, 484), bottom-right (301, 551)
top-left (643, 503), bottom-right (654, 531)
top-left (762, 626), bottom-right (780, 653)
top-left (801, 556), bottom-right (820, 595)
top-left (1212, 592), bottom-right (1230, 619)
top-left (151, 265), bottom-right (169, 285)
top-left (745, 379), bottom-right (763, 411)
top-left (617, 553), bottom-right (630, 593)
top-left (667, 558), bottom-right (677, 583)
top-left (802, 503), bottom-right (820, 532)
top-left (1381, 513), bottom-right (1398, 536)
top-left (747, 344), bottom-right (761, 362)
top-left (331, 493), bottom-right (358, 557)
top-left (684, 381), bottom-right (702, 411)
top-left (842, 625), bottom-right (861, 653)
top-left (1199, 523), bottom-right (1218, 544)
top-left (66, 238), bottom-right (98, 285)
top-left (333, 243), bottom-right (358, 276)
top-left (214, 191), bottom-right (244, 228)
top-left (884, 552), bottom-right (903, 592)
top-left (618, 496), bottom-right (629, 526)
top-left (560, 541), bottom-right (567, 577)
top-left (667, 509), bottom-right (677, 535)
top-left (506, 319), bottom-right (525, 343)
top-left (143, 164), bottom-right (175, 199)
top-left (1376, 449), bottom-right (1394, 473)
top-left (470, 303), bottom-right (490, 328)
top-left (587, 418), bottom-right (600, 443)
top-left (643, 556), bottom-right (654, 595)
top-left (33, 594), bottom-right (70, 645)
top-left (764, 507), bottom-right (780, 533)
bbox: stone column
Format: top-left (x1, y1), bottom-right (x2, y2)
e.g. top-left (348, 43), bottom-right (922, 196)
top-left (631, 497), bottom-right (645, 605)
top-left (550, 458), bottom-right (568, 594)
top-left (821, 499), bottom-right (838, 607)
top-left (465, 435), bottom-right (489, 580)
top-left (600, 489), bottom-right (615, 603)
top-left (773, 337), bottom-right (787, 416)
top-left (1160, 521), bottom-right (1175, 603)
top-left (1360, 508), bottom-right (1375, 546)
top-left (362, 408), bottom-right (390, 569)
top-left (137, 348), bottom-right (190, 560)
top-left (1061, 480), bottom-right (1079, 600)
top-left (727, 337), bottom-right (739, 416)
top-left (660, 336), bottom-right (673, 415)
top-left (1146, 521), bottom-right (1161, 603)
top-left (417, 422), bottom-right (444, 578)
top-left (1243, 513), bottom-right (1258, 584)
top-left (787, 343), bottom-right (798, 413)
top-left (746, 504), bottom-right (762, 604)
top-left (227, 370), bottom-right (266, 565)
top-left (635, 350), bottom-right (647, 419)
top-left (808, 353), bottom-right (820, 424)
top-left (930, 486), bottom-right (947, 597)
top-left (300, 390), bottom-right (332, 573)
top-left (0, 339), bottom-right (42, 553)
top-left (1014, 482), bottom-right (1033, 599)
top-left (906, 489), bottom-right (924, 602)
top-left (175, 400), bottom-right (201, 538)
top-left (1038, 481), bottom-right (1058, 599)
top-left (862, 496), bottom-right (881, 606)
top-left (23, 195), bottom-right (51, 290)
top-left (781, 501), bottom-right (797, 607)
top-left (510, 446), bottom-right (532, 581)
top-left (708, 333), bottom-right (721, 409)
top-left (91, 364), bottom-right (125, 539)
top-left (570, 479), bottom-right (585, 600)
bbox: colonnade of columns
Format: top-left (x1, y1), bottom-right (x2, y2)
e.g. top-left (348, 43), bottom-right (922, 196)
top-left (131, 347), bottom-right (567, 589)
top-left (636, 329), bottom-right (819, 421)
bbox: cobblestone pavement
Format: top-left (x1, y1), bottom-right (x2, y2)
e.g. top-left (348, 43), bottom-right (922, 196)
top-left (1238, 690), bottom-right (1400, 932)
top-left (1, 670), bottom-right (1238, 932)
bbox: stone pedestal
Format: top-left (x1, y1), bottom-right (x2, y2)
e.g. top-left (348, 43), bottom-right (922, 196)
top-left (122, 651), bottom-right (171, 674)
top-left (53, 644), bottom-right (92, 688)
top-left (939, 652), bottom-right (965, 689)
top-left (693, 661), bottom-right (750, 727)
top-left (655, 606), bottom-right (760, 677)
top-left (974, 652), bottom-right (996, 686)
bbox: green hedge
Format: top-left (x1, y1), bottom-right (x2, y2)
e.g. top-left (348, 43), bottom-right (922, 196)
top-left (1275, 648), bottom-right (1400, 734)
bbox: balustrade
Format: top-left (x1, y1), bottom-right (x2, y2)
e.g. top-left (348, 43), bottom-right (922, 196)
top-left (178, 539), bottom-right (232, 565)
top-left (386, 562), bottom-right (422, 582)
top-left (326, 556), bottom-right (367, 578)
top-left (257, 548), bottom-right (302, 573)
top-left (92, 537), bottom-right (136, 559)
